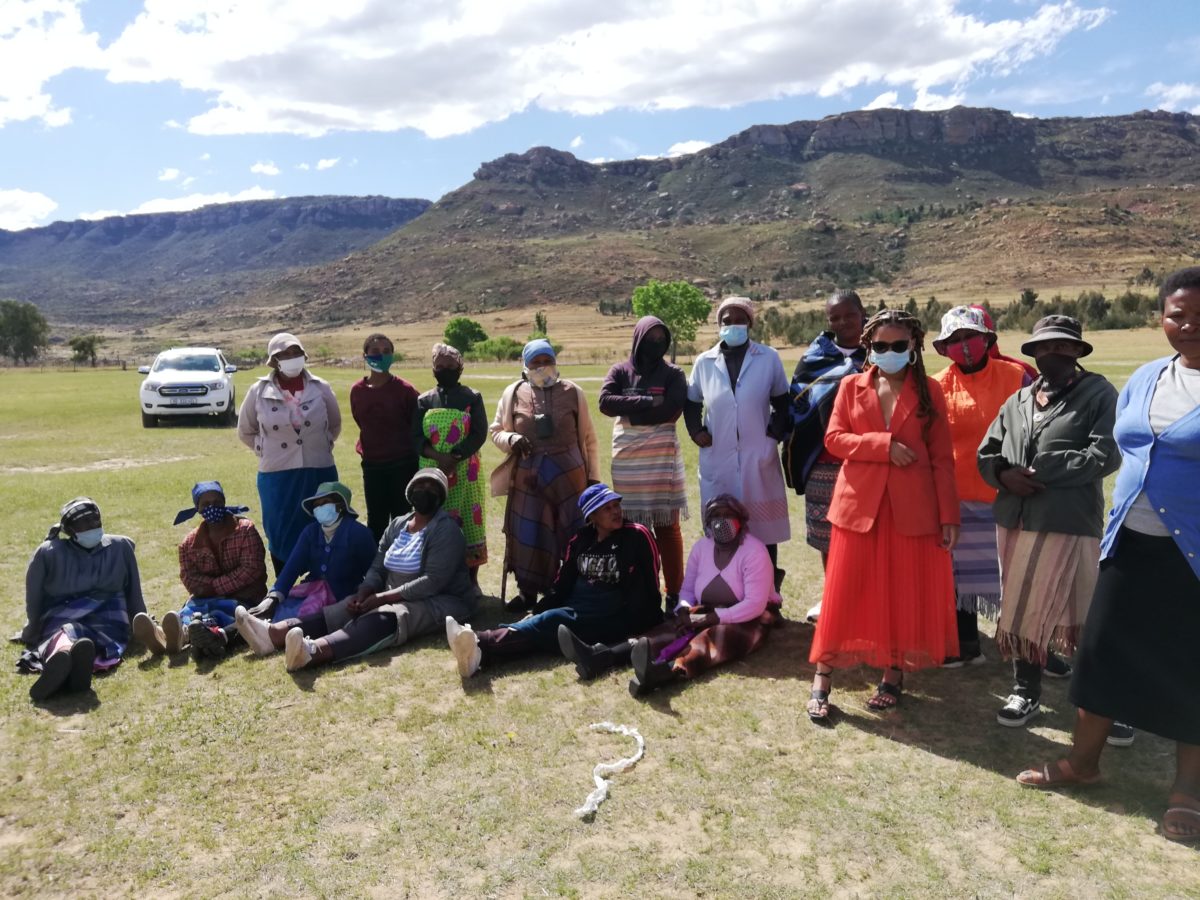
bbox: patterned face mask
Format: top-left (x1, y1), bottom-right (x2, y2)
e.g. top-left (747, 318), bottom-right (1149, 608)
top-left (708, 516), bottom-right (741, 544)
top-left (526, 364), bottom-right (559, 388)
top-left (200, 505), bottom-right (231, 524)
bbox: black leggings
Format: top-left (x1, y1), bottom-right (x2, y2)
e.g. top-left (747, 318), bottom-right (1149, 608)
top-left (298, 610), bottom-right (397, 661)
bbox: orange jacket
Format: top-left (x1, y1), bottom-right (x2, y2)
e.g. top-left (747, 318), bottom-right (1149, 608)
top-left (825, 369), bottom-right (960, 536)
top-left (932, 358), bottom-right (1025, 503)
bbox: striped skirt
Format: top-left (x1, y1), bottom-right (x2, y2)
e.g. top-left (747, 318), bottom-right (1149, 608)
top-left (950, 500), bottom-right (1002, 619)
top-left (995, 526), bottom-right (1100, 664)
top-left (505, 447), bottom-right (588, 594)
top-left (802, 461), bottom-right (840, 553)
top-left (611, 421), bottom-right (688, 528)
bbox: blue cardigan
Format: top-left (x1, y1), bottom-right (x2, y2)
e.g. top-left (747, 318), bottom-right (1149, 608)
top-left (1102, 355), bottom-right (1200, 579)
top-left (272, 517), bottom-right (378, 601)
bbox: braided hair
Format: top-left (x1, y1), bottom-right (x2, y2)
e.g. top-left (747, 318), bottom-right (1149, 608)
top-left (862, 309), bottom-right (936, 439)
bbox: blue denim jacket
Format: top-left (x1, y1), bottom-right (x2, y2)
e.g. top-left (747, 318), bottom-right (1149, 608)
top-left (1102, 355), bottom-right (1200, 578)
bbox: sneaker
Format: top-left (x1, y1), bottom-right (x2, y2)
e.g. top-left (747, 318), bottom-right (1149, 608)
top-left (1043, 653), bottom-right (1072, 679)
top-left (284, 626), bottom-right (313, 671)
top-left (805, 601), bottom-right (821, 624)
top-left (67, 638), bottom-right (96, 693)
top-left (997, 694), bottom-right (1041, 727)
top-left (235, 606), bottom-right (276, 656)
top-left (188, 620), bottom-right (227, 659)
top-left (1106, 721), bottom-right (1135, 747)
top-left (161, 610), bottom-right (187, 653)
top-left (132, 612), bottom-right (167, 654)
top-left (942, 651), bottom-right (987, 669)
top-left (446, 617), bottom-right (481, 678)
top-left (29, 650), bottom-right (72, 702)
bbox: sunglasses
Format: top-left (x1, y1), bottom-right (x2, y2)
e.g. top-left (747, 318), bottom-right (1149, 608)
top-left (869, 340), bottom-right (911, 354)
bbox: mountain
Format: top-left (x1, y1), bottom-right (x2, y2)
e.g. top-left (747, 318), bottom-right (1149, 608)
top-left (252, 106), bottom-right (1200, 327)
top-left (0, 195), bottom-right (430, 323)
top-left (9, 107), bottom-right (1200, 329)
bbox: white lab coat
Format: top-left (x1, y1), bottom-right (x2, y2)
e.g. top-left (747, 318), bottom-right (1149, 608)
top-left (688, 341), bottom-right (792, 544)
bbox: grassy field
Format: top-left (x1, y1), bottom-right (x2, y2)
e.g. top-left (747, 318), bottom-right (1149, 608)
top-left (2, 328), bottom-right (1197, 898)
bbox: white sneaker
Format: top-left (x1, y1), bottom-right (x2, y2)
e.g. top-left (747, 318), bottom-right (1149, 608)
top-left (446, 616), bottom-right (481, 678)
top-left (161, 610), bottom-right (187, 653)
top-left (284, 626), bottom-right (312, 672)
top-left (805, 601), bottom-right (821, 623)
top-left (132, 612), bottom-right (167, 654)
top-left (235, 606), bottom-right (276, 656)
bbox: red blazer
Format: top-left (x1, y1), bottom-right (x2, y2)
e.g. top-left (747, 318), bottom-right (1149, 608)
top-left (825, 369), bottom-right (960, 536)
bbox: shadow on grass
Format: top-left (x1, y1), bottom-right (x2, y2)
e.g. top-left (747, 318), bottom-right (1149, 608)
top-left (32, 689), bottom-right (100, 715)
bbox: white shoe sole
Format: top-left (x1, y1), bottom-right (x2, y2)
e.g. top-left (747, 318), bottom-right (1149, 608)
top-left (132, 613), bottom-right (166, 654)
top-left (996, 707), bottom-right (1040, 728)
top-left (451, 629), bottom-right (481, 678)
top-left (162, 610), bottom-right (186, 653)
top-left (284, 627), bottom-right (310, 672)
top-left (235, 607), bottom-right (276, 656)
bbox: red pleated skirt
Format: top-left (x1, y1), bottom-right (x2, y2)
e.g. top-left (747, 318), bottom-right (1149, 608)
top-left (809, 496), bottom-right (958, 671)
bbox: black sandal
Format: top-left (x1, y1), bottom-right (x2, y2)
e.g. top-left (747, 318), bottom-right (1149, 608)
top-left (867, 674), bottom-right (903, 710)
top-left (807, 671), bottom-right (832, 723)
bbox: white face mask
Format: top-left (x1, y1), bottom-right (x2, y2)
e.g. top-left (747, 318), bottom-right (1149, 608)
top-left (525, 364), bottom-right (559, 388)
top-left (277, 356), bottom-right (306, 378)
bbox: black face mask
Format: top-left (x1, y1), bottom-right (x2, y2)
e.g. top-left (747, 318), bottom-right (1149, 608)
top-left (638, 338), bottom-right (668, 364)
top-left (410, 490), bottom-right (441, 516)
top-left (434, 369), bottom-right (461, 388)
top-left (1036, 352), bottom-right (1077, 385)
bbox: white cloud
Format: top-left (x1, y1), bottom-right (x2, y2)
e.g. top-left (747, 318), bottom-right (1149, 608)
top-left (164, 118), bottom-right (183, 129)
top-left (199, 152), bottom-right (211, 160)
top-left (611, 136), bottom-right (638, 154)
top-left (0, 188), bottom-right (58, 230)
top-left (913, 86), bottom-right (966, 110)
top-left (158, 167), bottom-right (181, 181)
top-left (864, 90), bottom-right (899, 110)
top-left (180, 175), bottom-right (196, 187)
top-left (587, 156), bottom-right (611, 164)
top-left (250, 160), bottom-right (281, 175)
top-left (91, 1), bottom-right (1111, 139)
top-left (569, 134), bottom-right (584, 149)
top-left (127, 186), bottom-right (278, 215)
top-left (315, 157), bottom-right (340, 170)
top-left (296, 162), bottom-right (310, 170)
top-left (1146, 82), bottom-right (1200, 114)
top-left (77, 208), bottom-right (122, 221)
top-left (0, 0), bottom-right (103, 128)
top-left (664, 139), bottom-right (710, 158)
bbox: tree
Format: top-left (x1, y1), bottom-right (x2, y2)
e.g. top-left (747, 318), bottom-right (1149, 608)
top-left (0, 299), bottom-right (50, 365)
top-left (443, 316), bottom-right (488, 353)
top-left (69, 334), bottom-right (104, 366)
top-left (630, 280), bottom-right (711, 361)
top-left (534, 310), bottom-right (548, 335)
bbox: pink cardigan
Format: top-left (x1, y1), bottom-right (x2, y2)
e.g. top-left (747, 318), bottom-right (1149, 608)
top-left (678, 533), bottom-right (781, 624)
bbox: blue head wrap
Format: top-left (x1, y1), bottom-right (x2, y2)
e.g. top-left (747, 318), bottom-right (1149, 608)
top-left (522, 338), bottom-right (556, 367)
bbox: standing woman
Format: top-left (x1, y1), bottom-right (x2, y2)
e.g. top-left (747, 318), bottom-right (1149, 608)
top-left (490, 338), bottom-right (600, 611)
top-left (685, 296), bottom-right (792, 585)
top-left (412, 343), bottom-right (489, 583)
top-left (599, 316), bottom-right (689, 602)
top-left (806, 309), bottom-right (960, 720)
top-left (350, 333), bottom-right (420, 541)
top-left (238, 333), bottom-right (341, 573)
top-left (931, 306), bottom-right (1026, 666)
top-left (977, 316), bottom-right (1119, 728)
top-left (1015, 268), bottom-right (1200, 843)
top-left (782, 289), bottom-right (868, 621)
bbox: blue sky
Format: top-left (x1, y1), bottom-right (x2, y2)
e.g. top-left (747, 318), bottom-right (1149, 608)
top-left (1, 0), bottom-right (1197, 230)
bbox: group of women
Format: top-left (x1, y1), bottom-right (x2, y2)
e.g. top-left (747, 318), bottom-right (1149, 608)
top-left (18, 269), bottom-right (1200, 841)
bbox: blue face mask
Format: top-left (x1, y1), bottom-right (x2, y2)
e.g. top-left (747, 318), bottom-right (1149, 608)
top-left (719, 324), bottom-right (749, 348)
top-left (73, 527), bottom-right (104, 549)
top-left (313, 504), bottom-right (341, 526)
top-left (870, 349), bottom-right (911, 374)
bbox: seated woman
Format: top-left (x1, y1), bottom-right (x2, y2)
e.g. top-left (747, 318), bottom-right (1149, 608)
top-left (236, 468), bottom-right (480, 671)
top-left (234, 481), bottom-right (376, 649)
top-left (134, 481), bottom-right (268, 658)
top-left (22, 497), bottom-right (146, 701)
top-left (557, 495), bottom-right (781, 694)
top-left (446, 484), bottom-right (663, 678)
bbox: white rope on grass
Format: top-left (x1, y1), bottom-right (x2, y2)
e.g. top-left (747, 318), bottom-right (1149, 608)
top-left (574, 722), bottom-right (645, 819)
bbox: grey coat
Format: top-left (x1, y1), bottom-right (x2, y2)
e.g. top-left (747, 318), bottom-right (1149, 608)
top-left (977, 373), bottom-right (1120, 537)
top-left (360, 508), bottom-right (480, 618)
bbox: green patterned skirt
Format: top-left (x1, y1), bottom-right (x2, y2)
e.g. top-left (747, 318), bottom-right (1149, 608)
top-left (419, 406), bottom-right (487, 567)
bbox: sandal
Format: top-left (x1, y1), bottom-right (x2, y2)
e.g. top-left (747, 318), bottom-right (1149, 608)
top-left (807, 671), bottom-right (832, 723)
top-left (866, 672), bottom-right (903, 710)
top-left (1162, 795), bottom-right (1200, 843)
top-left (1016, 758), bottom-right (1101, 788)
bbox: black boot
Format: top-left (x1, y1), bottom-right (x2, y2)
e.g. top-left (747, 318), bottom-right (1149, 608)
top-left (557, 626), bottom-right (632, 680)
top-left (628, 638), bottom-right (678, 697)
top-left (68, 638), bottom-right (95, 693)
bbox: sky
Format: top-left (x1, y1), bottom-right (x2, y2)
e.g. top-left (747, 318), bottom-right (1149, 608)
top-left (1, 0), bottom-right (1198, 231)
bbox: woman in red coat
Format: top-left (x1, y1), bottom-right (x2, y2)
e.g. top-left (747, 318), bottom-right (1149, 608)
top-left (807, 309), bottom-right (960, 721)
